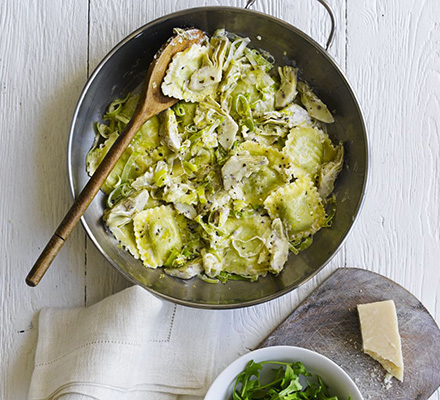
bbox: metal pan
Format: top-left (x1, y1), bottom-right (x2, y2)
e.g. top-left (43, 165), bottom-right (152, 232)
top-left (68, 0), bottom-right (368, 309)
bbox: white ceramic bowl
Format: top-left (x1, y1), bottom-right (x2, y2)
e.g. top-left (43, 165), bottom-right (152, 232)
top-left (205, 346), bottom-right (363, 400)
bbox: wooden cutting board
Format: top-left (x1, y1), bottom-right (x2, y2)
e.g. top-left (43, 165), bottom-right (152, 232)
top-left (259, 268), bottom-right (440, 400)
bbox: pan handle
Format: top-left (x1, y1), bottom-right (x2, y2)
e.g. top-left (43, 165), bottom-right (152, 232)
top-left (244, 0), bottom-right (336, 51)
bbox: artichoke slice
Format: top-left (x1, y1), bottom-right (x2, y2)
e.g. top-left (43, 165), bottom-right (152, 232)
top-left (275, 66), bottom-right (298, 108)
top-left (297, 81), bottom-right (334, 123)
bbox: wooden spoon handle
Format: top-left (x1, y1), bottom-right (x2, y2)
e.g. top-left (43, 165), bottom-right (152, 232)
top-left (26, 113), bottom-right (150, 286)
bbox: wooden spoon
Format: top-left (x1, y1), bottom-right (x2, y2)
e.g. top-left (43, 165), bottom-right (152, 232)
top-left (26, 28), bottom-right (207, 287)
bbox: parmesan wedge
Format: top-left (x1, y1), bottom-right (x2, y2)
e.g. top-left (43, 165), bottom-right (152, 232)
top-left (357, 300), bottom-right (404, 381)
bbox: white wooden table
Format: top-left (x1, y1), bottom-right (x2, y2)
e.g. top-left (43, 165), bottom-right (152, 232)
top-left (1, 0), bottom-right (439, 398)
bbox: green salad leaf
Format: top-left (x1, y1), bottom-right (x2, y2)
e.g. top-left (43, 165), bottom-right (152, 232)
top-left (232, 360), bottom-right (351, 400)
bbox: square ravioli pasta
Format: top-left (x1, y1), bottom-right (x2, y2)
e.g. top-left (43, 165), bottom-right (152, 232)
top-left (264, 177), bottom-right (326, 242)
top-left (133, 206), bottom-right (184, 268)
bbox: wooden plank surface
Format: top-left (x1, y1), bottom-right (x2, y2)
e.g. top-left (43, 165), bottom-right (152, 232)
top-left (0, 1), bottom-right (88, 399)
top-left (0, 1), bottom-right (439, 399)
top-left (260, 268), bottom-right (440, 400)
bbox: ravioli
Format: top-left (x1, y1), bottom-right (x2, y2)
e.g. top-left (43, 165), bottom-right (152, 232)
top-left (284, 126), bottom-right (336, 178)
top-left (133, 206), bottom-right (183, 268)
top-left (264, 177), bottom-right (326, 241)
top-left (162, 33), bottom-right (228, 104)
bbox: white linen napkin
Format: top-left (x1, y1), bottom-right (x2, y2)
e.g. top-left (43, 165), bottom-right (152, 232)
top-left (28, 286), bottom-right (222, 400)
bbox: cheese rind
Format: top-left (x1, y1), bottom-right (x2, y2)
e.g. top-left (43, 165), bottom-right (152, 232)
top-left (357, 300), bottom-right (404, 381)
